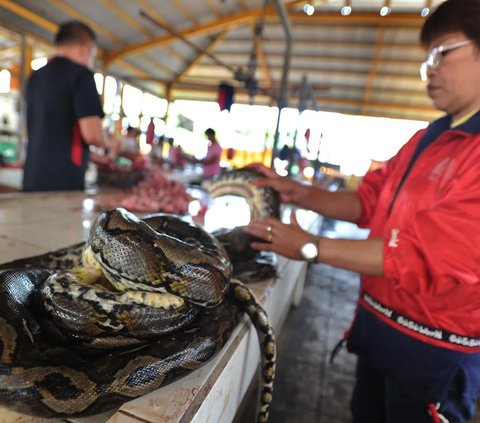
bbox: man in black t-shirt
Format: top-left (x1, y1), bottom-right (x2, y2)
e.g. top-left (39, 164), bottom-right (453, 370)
top-left (23, 20), bottom-right (116, 192)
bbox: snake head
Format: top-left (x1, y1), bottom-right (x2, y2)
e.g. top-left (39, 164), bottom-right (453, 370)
top-left (207, 168), bottom-right (280, 221)
top-left (86, 208), bottom-right (231, 307)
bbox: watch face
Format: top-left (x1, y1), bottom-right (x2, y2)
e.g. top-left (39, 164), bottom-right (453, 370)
top-left (301, 242), bottom-right (318, 261)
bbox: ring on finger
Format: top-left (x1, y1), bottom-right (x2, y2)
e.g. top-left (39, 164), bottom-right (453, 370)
top-left (266, 225), bottom-right (273, 232)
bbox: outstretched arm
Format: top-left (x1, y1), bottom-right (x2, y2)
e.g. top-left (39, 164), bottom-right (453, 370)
top-left (78, 116), bottom-right (120, 155)
top-left (250, 164), bottom-right (363, 223)
top-left (243, 211), bottom-right (383, 276)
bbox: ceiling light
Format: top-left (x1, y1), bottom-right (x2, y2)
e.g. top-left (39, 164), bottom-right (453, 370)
top-left (380, 6), bottom-right (391, 16)
top-left (303, 4), bottom-right (315, 16)
top-left (341, 6), bottom-right (352, 16)
top-left (421, 7), bottom-right (430, 17)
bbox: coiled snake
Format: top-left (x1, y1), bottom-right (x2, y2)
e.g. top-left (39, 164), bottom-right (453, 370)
top-left (0, 168), bottom-right (278, 422)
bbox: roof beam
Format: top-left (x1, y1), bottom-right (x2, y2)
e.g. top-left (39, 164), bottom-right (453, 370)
top-left (47, 0), bottom-right (179, 80)
top-left (104, 0), bottom-right (307, 65)
top-left (167, 82), bottom-right (435, 113)
top-left (105, 12), bottom-right (254, 65)
top-left (44, 0), bottom-right (123, 44)
top-left (138, 53), bottom-right (175, 78)
top-left (98, 0), bottom-right (150, 37)
top-left (0, 0), bottom-right (57, 32)
top-left (191, 63), bottom-right (424, 82)
top-left (171, 0), bottom-right (198, 25)
top-left (46, 0), bottom-right (175, 81)
top-left (172, 30), bottom-right (228, 85)
top-left (206, 0), bottom-right (222, 17)
top-left (99, 0), bottom-right (187, 64)
top-left (362, 27), bottom-right (385, 112)
top-left (0, 0), bottom-right (157, 81)
top-left (208, 51), bottom-right (422, 68)
top-left (115, 60), bottom-right (150, 78)
top-left (221, 37), bottom-right (422, 51)
top-left (287, 11), bottom-right (424, 27)
top-left (122, 78), bottom-right (429, 99)
top-left (110, 6), bottom-right (420, 68)
top-left (135, 0), bottom-right (189, 63)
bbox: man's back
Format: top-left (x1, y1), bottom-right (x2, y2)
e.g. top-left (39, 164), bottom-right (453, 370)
top-left (22, 56), bottom-right (102, 191)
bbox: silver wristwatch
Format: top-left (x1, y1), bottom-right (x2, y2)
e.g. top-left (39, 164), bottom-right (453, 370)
top-left (300, 237), bottom-right (320, 263)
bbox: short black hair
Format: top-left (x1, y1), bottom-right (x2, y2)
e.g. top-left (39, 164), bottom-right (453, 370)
top-left (55, 20), bottom-right (96, 46)
top-left (420, 0), bottom-right (480, 48)
top-left (205, 128), bottom-right (215, 137)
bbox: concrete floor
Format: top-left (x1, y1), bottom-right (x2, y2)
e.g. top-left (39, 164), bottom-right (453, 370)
top-left (235, 219), bottom-right (364, 423)
top-left (268, 220), bottom-right (362, 423)
top-left (267, 262), bottom-right (359, 423)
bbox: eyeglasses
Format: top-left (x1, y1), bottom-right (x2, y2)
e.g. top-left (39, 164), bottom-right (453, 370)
top-left (420, 39), bottom-right (474, 81)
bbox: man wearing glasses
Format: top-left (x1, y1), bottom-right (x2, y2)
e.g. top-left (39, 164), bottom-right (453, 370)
top-left (243, 0), bottom-right (480, 421)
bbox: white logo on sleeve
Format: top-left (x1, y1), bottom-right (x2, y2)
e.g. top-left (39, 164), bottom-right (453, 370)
top-left (388, 228), bottom-right (400, 248)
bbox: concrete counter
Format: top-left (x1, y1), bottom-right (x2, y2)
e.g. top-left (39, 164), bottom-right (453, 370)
top-left (0, 191), bottom-right (321, 423)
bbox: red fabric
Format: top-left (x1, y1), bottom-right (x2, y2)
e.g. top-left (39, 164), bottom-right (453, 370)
top-left (71, 121), bottom-right (83, 167)
top-left (428, 403), bottom-right (441, 423)
top-left (146, 119), bottom-right (155, 145)
top-left (355, 127), bottom-right (480, 348)
top-left (218, 83), bottom-right (234, 111)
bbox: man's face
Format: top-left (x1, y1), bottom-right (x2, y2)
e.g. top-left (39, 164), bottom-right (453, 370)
top-left (423, 31), bottom-right (480, 119)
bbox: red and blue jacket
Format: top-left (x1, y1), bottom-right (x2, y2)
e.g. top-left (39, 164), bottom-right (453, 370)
top-left (348, 111), bottom-right (480, 403)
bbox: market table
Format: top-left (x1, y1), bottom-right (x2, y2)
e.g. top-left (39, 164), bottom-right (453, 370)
top-left (0, 190), bottom-right (321, 423)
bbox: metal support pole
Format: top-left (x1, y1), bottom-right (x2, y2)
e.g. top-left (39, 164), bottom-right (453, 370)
top-left (270, 0), bottom-right (292, 168)
top-left (287, 75), bottom-right (309, 175)
top-left (17, 33), bottom-right (31, 162)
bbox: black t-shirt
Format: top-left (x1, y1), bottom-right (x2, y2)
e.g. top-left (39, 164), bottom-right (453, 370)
top-left (22, 56), bottom-right (104, 192)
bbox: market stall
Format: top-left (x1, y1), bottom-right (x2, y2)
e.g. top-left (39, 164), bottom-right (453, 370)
top-left (0, 190), bottom-right (321, 423)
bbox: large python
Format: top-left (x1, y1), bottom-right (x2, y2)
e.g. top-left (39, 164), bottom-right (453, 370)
top-left (0, 168), bottom-right (279, 422)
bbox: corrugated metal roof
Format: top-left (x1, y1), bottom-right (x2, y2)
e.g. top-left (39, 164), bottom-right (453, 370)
top-left (0, 0), bottom-right (447, 121)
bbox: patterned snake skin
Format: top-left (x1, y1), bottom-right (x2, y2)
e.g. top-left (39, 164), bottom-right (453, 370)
top-left (0, 168), bottom-right (279, 422)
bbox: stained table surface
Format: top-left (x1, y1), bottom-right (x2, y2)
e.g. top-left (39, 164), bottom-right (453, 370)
top-left (0, 190), bottom-right (320, 423)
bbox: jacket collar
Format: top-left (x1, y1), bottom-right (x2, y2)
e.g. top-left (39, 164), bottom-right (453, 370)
top-left (431, 111), bottom-right (480, 135)
top-left (454, 110), bottom-right (480, 134)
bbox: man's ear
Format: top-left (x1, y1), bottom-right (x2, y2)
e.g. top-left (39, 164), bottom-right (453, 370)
top-left (79, 42), bottom-right (96, 67)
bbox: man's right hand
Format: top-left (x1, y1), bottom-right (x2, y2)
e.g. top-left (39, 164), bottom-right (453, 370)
top-left (104, 135), bottom-right (121, 159)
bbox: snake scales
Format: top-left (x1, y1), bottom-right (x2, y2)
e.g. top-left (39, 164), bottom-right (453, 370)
top-left (0, 168), bottom-right (279, 422)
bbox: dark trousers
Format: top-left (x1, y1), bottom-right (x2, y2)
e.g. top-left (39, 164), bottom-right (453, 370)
top-left (350, 356), bottom-right (477, 423)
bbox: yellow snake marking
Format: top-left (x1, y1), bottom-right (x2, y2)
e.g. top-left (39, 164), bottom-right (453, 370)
top-left (119, 291), bottom-right (184, 309)
top-left (81, 246), bottom-right (102, 271)
top-left (265, 340), bottom-right (276, 357)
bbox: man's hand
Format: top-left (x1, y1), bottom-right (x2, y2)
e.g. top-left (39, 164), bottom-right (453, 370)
top-left (104, 135), bottom-right (121, 159)
top-left (90, 150), bottom-right (114, 167)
